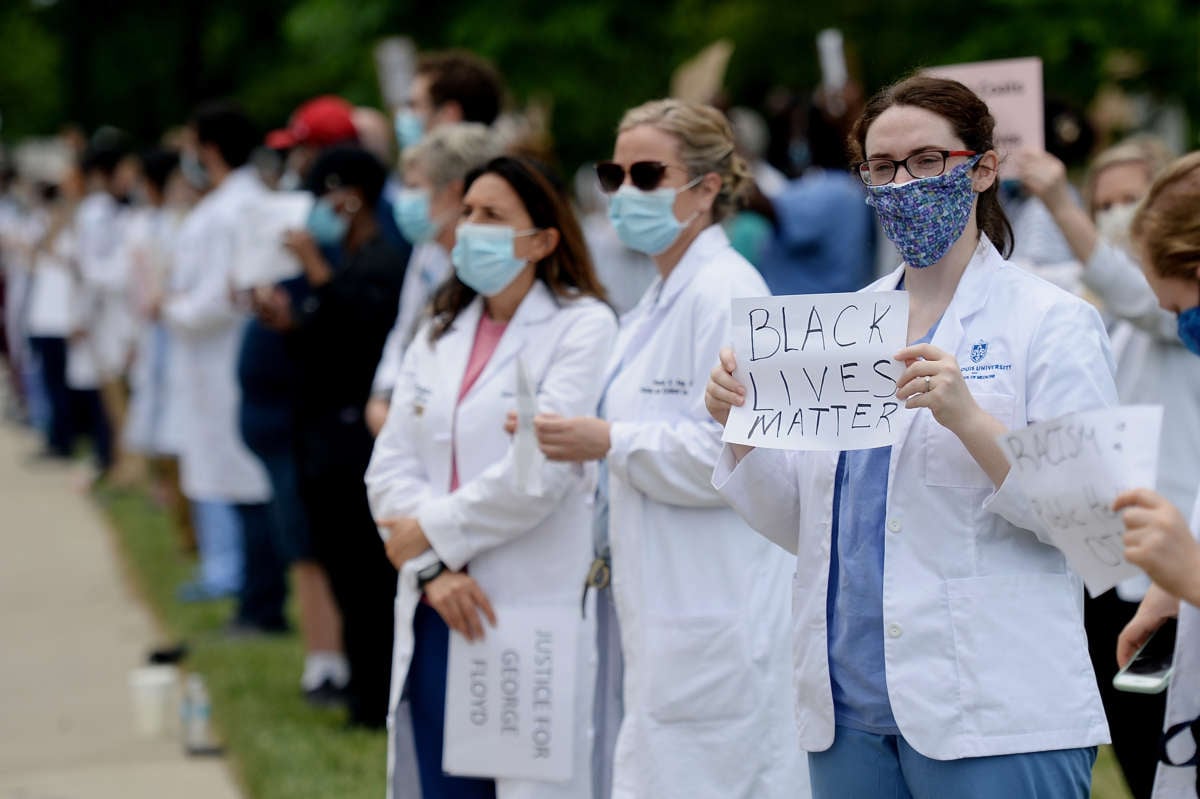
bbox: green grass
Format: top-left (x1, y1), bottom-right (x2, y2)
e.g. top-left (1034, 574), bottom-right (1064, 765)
top-left (1093, 745), bottom-right (1133, 799)
top-left (96, 487), bottom-right (386, 799)
top-left (96, 485), bottom-right (1137, 799)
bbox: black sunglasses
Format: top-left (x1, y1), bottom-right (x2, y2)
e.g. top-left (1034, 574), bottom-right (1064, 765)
top-left (595, 160), bottom-right (688, 193)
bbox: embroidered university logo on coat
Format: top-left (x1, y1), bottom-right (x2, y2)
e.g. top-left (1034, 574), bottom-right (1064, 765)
top-left (970, 340), bottom-right (988, 363)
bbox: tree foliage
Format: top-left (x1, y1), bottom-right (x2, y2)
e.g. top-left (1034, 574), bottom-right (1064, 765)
top-left (2, 0), bottom-right (1196, 169)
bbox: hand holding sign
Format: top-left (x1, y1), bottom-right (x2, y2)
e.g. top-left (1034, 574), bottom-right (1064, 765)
top-left (1115, 488), bottom-right (1200, 607)
top-left (895, 343), bottom-right (981, 435)
top-left (722, 292), bottom-right (910, 451)
top-left (998, 405), bottom-right (1163, 596)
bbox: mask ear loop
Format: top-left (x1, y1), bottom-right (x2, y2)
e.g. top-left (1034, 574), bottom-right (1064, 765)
top-left (676, 174), bottom-right (710, 229)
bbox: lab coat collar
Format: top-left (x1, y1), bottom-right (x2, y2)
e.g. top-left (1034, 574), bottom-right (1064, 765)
top-left (192, 165), bottom-right (261, 216)
top-left (460, 279), bottom-right (561, 401)
top-left (880, 234), bottom-right (1002, 468)
top-left (644, 223), bottom-right (732, 314)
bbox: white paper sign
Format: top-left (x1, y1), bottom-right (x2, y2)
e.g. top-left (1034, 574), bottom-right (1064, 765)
top-left (512, 358), bottom-right (545, 495)
top-left (998, 405), bottom-right (1163, 597)
top-left (925, 57), bottom-right (1044, 177)
top-left (444, 606), bottom-right (577, 782)
top-left (231, 192), bottom-right (313, 289)
top-left (723, 292), bottom-right (909, 451)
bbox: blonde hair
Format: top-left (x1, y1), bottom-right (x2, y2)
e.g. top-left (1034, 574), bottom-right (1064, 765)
top-left (1131, 151), bottom-right (1200, 280)
top-left (618, 99), bottom-right (751, 223)
top-left (1083, 135), bottom-right (1174, 216)
top-left (402, 123), bottom-right (501, 189)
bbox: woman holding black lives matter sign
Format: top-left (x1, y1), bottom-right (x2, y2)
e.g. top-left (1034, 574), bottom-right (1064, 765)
top-left (707, 75), bottom-right (1117, 798)
top-left (365, 156), bottom-right (616, 799)
top-left (1114, 151), bottom-right (1200, 798)
top-left (525, 99), bottom-right (806, 799)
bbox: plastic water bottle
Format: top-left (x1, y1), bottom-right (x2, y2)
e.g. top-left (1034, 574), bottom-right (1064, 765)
top-left (181, 673), bottom-right (222, 756)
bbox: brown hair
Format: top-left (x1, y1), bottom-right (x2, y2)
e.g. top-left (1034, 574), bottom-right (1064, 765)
top-left (416, 50), bottom-right (505, 126)
top-left (429, 156), bottom-right (608, 340)
top-left (850, 75), bottom-right (1014, 257)
top-left (618, 99), bottom-right (751, 223)
top-left (1131, 151), bottom-right (1200, 280)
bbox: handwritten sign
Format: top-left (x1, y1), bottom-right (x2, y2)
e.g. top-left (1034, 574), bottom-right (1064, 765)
top-left (998, 405), bottom-right (1162, 596)
top-left (925, 57), bottom-right (1044, 177)
top-left (723, 292), bottom-right (909, 451)
top-left (231, 192), bottom-right (313, 290)
top-left (443, 606), bottom-right (577, 782)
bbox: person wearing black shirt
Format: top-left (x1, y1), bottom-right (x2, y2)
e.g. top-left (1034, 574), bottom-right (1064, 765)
top-left (256, 146), bottom-right (407, 727)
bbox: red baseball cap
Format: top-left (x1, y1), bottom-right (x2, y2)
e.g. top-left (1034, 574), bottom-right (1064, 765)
top-left (266, 96), bottom-right (358, 150)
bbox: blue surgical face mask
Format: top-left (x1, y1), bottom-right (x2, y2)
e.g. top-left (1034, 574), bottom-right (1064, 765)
top-left (306, 197), bottom-right (348, 246)
top-left (1179, 304), bottom-right (1200, 356)
top-left (394, 187), bottom-right (439, 244)
top-left (607, 177), bottom-right (702, 255)
top-left (180, 153), bottom-right (209, 191)
top-left (865, 157), bottom-right (982, 268)
top-left (394, 109), bottom-right (425, 151)
top-left (451, 223), bottom-right (536, 296)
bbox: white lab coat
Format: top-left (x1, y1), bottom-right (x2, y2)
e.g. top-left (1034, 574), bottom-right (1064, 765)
top-left (602, 225), bottom-right (807, 799)
top-left (75, 191), bottom-right (135, 378)
top-left (124, 206), bottom-right (181, 455)
top-left (1153, 489), bottom-right (1200, 798)
top-left (25, 225), bottom-right (75, 339)
top-left (365, 281), bottom-right (618, 799)
top-left (163, 168), bottom-right (270, 503)
top-left (371, 241), bottom-right (452, 395)
top-left (715, 236), bottom-right (1115, 760)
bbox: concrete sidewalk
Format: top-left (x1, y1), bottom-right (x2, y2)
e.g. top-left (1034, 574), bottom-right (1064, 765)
top-left (0, 422), bottom-right (242, 799)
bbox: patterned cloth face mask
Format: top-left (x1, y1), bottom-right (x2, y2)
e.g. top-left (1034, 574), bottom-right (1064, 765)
top-left (866, 156), bottom-right (982, 268)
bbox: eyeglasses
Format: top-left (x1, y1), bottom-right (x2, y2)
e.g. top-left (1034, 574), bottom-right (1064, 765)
top-left (594, 160), bottom-right (690, 193)
top-left (855, 150), bottom-right (977, 186)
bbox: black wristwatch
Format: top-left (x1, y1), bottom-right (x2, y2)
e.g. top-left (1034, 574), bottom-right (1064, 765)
top-left (417, 560), bottom-right (448, 590)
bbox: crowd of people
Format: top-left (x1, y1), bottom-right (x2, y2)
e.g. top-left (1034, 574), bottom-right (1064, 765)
top-left (0, 43), bottom-right (1198, 799)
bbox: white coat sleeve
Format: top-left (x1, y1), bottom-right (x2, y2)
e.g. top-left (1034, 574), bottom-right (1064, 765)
top-left (712, 445), bottom-right (802, 554)
top-left (606, 296), bottom-right (731, 508)
top-left (983, 298), bottom-right (1119, 542)
top-left (416, 307), bottom-right (619, 571)
top-left (365, 334), bottom-right (434, 528)
top-left (371, 320), bottom-right (405, 395)
top-left (76, 204), bottom-right (127, 292)
top-left (162, 222), bottom-right (241, 334)
top-left (1080, 240), bottom-right (1178, 340)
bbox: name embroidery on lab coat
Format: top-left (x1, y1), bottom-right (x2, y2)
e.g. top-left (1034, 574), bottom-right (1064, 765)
top-left (639, 378), bottom-right (691, 397)
top-left (960, 340), bottom-right (1012, 382)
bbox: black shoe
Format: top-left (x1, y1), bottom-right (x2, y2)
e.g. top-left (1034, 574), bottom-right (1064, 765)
top-left (223, 618), bottom-right (289, 639)
top-left (304, 678), bottom-right (349, 709)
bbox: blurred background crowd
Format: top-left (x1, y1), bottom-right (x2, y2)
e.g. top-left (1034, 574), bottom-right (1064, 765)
top-left (0, 2), bottom-right (1197, 797)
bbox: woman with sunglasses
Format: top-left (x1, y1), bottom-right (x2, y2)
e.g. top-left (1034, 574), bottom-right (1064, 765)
top-left (1115, 151), bottom-right (1200, 799)
top-left (707, 75), bottom-right (1116, 798)
top-left (529, 99), bottom-right (806, 799)
top-left (366, 156), bottom-right (617, 799)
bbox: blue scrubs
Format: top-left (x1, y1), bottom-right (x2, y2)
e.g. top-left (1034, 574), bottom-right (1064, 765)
top-left (407, 603), bottom-right (497, 799)
top-left (811, 317), bottom-right (1096, 798)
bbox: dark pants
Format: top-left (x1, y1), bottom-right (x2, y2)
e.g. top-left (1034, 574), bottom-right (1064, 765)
top-left (234, 502), bottom-right (288, 631)
top-left (29, 336), bottom-right (111, 467)
top-left (299, 413), bottom-right (397, 728)
top-left (407, 603), bottom-right (497, 799)
top-left (1085, 588), bottom-right (1168, 799)
top-left (29, 336), bottom-right (73, 455)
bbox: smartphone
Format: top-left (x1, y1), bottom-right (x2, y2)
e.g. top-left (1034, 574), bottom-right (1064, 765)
top-left (1113, 617), bottom-right (1177, 694)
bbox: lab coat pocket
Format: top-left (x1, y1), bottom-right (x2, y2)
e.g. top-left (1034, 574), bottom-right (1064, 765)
top-left (946, 573), bottom-right (1095, 737)
top-left (645, 615), bottom-right (758, 724)
top-left (924, 392), bottom-right (1014, 489)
